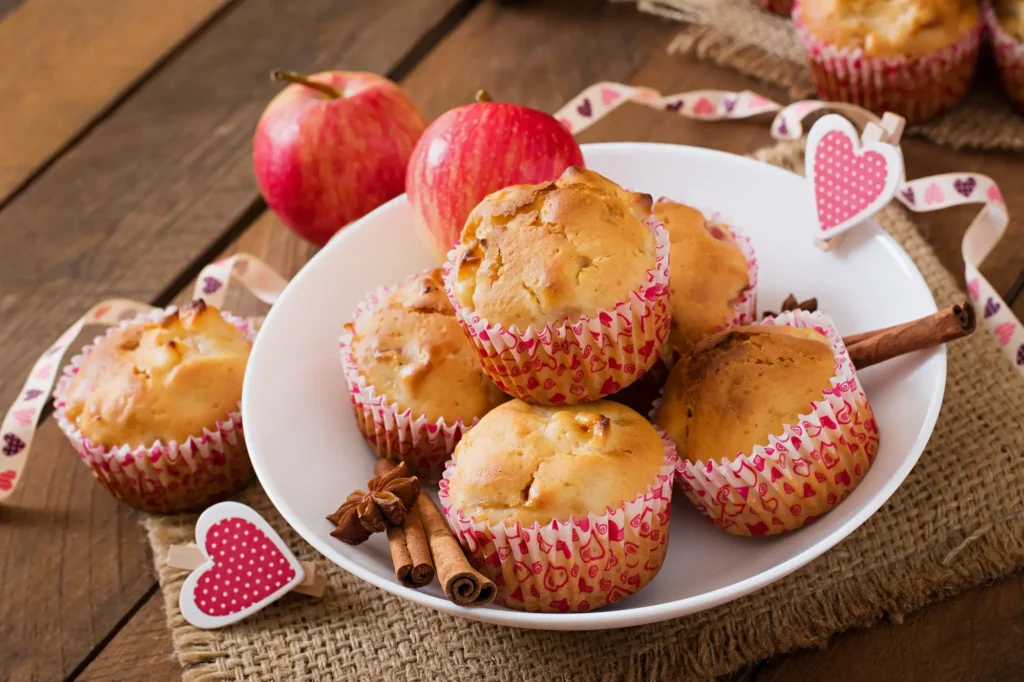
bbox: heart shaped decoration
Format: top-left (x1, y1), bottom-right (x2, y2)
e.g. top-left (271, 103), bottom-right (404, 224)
top-left (178, 502), bottom-right (304, 629)
top-left (805, 115), bottom-right (904, 241)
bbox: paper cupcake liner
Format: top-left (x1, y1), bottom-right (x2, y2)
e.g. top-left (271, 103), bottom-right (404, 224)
top-left (752, 0), bottom-right (793, 16)
top-left (51, 309), bottom-right (256, 514)
top-left (675, 310), bottom-right (878, 536)
top-left (439, 435), bottom-right (679, 613)
top-left (984, 2), bottom-right (1024, 113)
top-left (443, 217), bottom-right (671, 405)
top-left (339, 275), bottom-right (472, 481)
top-left (793, 2), bottom-right (982, 123)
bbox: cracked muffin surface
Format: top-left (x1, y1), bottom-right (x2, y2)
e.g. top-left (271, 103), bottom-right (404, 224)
top-left (655, 199), bottom-right (750, 357)
top-left (445, 399), bottom-right (664, 526)
top-left (655, 325), bottom-right (836, 464)
top-left (448, 166), bottom-right (656, 331)
top-left (62, 300), bottom-right (250, 448)
top-left (797, 0), bottom-right (979, 58)
top-left (349, 268), bottom-right (508, 423)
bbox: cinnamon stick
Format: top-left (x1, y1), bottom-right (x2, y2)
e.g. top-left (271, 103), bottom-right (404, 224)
top-left (415, 493), bottom-right (496, 607)
top-left (844, 302), bottom-right (975, 369)
top-left (374, 459), bottom-right (435, 588)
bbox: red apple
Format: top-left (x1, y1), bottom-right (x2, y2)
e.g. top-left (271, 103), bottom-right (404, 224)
top-left (254, 70), bottom-right (427, 246)
top-left (405, 91), bottom-right (585, 261)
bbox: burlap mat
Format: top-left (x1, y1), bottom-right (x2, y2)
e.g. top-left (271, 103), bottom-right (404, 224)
top-left (634, 0), bottom-right (1024, 151)
top-left (146, 141), bottom-right (1024, 682)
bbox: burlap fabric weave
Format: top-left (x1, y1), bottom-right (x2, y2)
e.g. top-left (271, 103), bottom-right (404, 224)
top-left (146, 141), bottom-right (1024, 682)
top-left (633, 0), bottom-right (1024, 151)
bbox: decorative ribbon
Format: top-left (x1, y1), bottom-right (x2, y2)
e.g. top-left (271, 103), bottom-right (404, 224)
top-left (554, 82), bottom-right (1024, 376)
top-left (0, 254), bottom-right (289, 502)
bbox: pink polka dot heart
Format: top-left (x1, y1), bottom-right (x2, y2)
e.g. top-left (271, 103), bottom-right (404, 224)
top-left (195, 518), bottom-right (297, 617)
top-left (178, 501), bottom-right (303, 629)
top-left (804, 114), bottom-right (903, 241)
top-left (814, 131), bottom-right (886, 231)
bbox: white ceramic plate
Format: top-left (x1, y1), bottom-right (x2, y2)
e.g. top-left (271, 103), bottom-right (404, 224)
top-left (243, 143), bottom-right (945, 631)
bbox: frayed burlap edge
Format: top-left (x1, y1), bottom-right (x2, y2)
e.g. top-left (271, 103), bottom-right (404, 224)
top-left (644, 1), bottom-right (1024, 151)
top-left (145, 140), bottom-right (1024, 682)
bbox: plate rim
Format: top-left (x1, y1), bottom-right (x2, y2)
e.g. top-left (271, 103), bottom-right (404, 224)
top-left (243, 141), bottom-right (947, 631)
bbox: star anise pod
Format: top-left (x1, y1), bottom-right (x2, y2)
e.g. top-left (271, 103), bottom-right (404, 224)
top-left (762, 293), bottom-right (818, 319)
top-left (326, 461), bottom-right (421, 545)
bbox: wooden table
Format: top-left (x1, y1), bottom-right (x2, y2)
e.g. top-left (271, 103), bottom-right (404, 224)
top-left (1, 1), bottom-right (1021, 680)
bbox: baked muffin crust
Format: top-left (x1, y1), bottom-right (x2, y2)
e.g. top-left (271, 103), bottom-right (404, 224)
top-left (63, 300), bottom-right (250, 448)
top-left (655, 325), bottom-right (835, 464)
top-left (446, 400), bottom-right (665, 526)
top-left (449, 167), bottom-right (656, 331)
top-left (798, 0), bottom-right (979, 57)
top-left (349, 268), bottom-right (507, 423)
top-left (996, 0), bottom-right (1024, 40)
top-left (655, 200), bottom-right (750, 356)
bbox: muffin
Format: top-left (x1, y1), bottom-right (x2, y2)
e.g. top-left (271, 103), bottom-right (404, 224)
top-left (655, 310), bottom-right (878, 536)
top-left (439, 399), bottom-right (678, 613)
top-left (986, 0), bottom-right (1024, 113)
top-left (793, 0), bottom-right (982, 122)
top-left (53, 300), bottom-right (254, 513)
top-left (444, 166), bottom-right (671, 405)
top-left (655, 200), bottom-right (757, 360)
top-left (340, 268), bottom-right (508, 480)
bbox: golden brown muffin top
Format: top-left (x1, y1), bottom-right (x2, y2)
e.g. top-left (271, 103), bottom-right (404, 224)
top-left (349, 268), bottom-right (507, 423)
top-left (798, 0), bottom-right (979, 57)
top-left (449, 167), bottom-right (657, 331)
top-left (446, 400), bottom-right (665, 526)
top-left (655, 200), bottom-right (750, 357)
top-left (63, 301), bottom-right (250, 449)
top-left (654, 325), bottom-right (835, 464)
top-left (996, 0), bottom-right (1024, 40)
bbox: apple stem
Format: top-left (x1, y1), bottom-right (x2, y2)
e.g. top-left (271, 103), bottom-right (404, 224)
top-left (475, 89), bottom-right (493, 103)
top-left (270, 69), bottom-right (340, 99)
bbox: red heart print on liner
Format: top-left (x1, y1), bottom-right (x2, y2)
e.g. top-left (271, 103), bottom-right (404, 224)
top-left (194, 517), bottom-right (296, 617)
top-left (953, 177), bottom-right (976, 197)
top-left (812, 131), bottom-right (887, 231)
top-left (23, 389), bottom-right (43, 401)
top-left (576, 98), bottom-right (592, 117)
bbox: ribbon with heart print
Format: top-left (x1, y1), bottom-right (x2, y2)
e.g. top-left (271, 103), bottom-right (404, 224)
top-left (0, 254), bottom-right (290, 502)
top-left (553, 82), bottom-right (1024, 376)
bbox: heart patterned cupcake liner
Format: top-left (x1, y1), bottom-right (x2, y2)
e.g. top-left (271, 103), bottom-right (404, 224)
top-left (339, 275), bottom-right (474, 482)
top-left (439, 434), bottom-right (679, 613)
top-left (52, 308), bottom-right (256, 514)
top-left (793, 1), bottom-right (983, 123)
top-left (675, 309), bottom-right (879, 536)
top-left (985, 2), bottom-right (1024, 114)
top-left (442, 216), bottom-right (671, 405)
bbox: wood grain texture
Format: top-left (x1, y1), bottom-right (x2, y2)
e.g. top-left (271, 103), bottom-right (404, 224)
top-left (0, 3), bottom-right (463, 680)
top-left (0, 0), bottom-right (464, 409)
top-left (75, 596), bottom-right (181, 682)
top-left (0, 0), bottom-right (235, 203)
top-left (756, 572), bottom-right (1024, 682)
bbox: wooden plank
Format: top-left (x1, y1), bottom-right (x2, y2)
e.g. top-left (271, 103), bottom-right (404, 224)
top-left (0, 4), bottom-right (467, 680)
top-left (75, 596), bottom-right (181, 682)
top-left (755, 571), bottom-right (1024, 682)
top-left (0, 0), bottom-right (236, 203)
